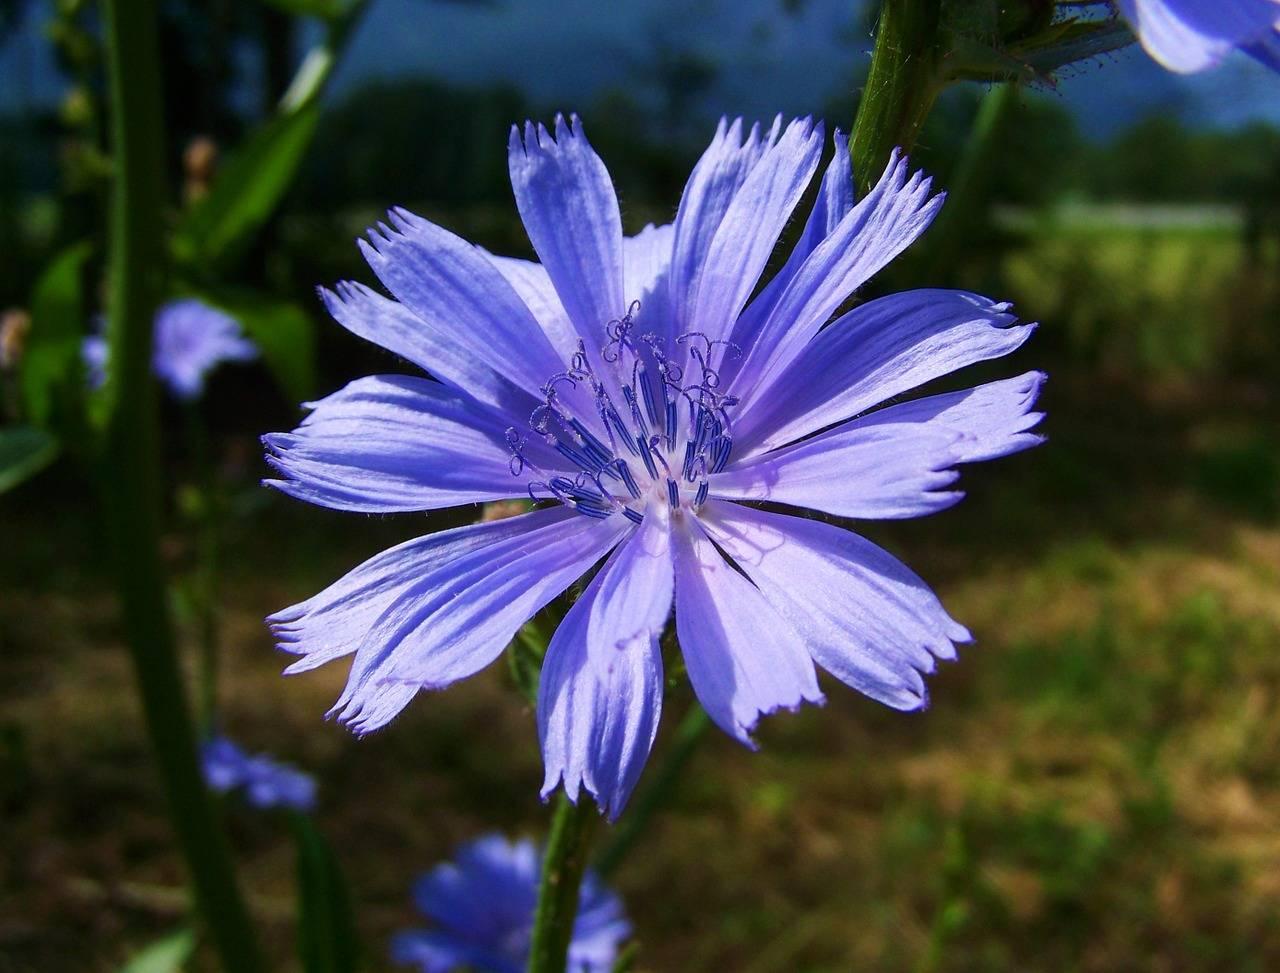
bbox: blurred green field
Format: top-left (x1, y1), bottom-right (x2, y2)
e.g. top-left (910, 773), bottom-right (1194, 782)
top-left (1003, 221), bottom-right (1280, 381)
top-left (3, 214), bottom-right (1279, 972)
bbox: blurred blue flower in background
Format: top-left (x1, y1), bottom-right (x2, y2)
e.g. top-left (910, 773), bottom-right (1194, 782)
top-left (391, 834), bottom-right (629, 973)
top-left (1115, 0), bottom-right (1280, 73)
top-left (83, 298), bottom-right (256, 400)
top-left (264, 115), bottom-right (1043, 818)
top-left (200, 735), bottom-right (317, 812)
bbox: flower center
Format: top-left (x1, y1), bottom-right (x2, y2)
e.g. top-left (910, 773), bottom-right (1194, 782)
top-left (507, 302), bottom-right (738, 524)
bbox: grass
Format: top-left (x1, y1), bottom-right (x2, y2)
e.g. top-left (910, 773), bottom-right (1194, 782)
top-left (3, 228), bottom-right (1280, 971)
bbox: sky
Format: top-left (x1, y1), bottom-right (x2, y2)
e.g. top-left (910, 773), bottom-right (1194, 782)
top-left (2, 0), bottom-right (1279, 138)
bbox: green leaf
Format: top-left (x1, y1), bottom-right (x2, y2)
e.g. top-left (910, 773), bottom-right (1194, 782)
top-left (22, 241), bottom-right (92, 431)
top-left (0, 426), bottom-right (60, 494)
top-left (118, 928), bottom-right (196, 973)
top-left (173, 102), bottom-right (321, 270)
top-left (292, 815), bottom-right (360, 973)
top-left (199, 290), bottom-right (316, 403)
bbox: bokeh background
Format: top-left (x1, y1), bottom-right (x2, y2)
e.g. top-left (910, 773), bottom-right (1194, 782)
top-left (2, 1), bottom-right (1280, 970)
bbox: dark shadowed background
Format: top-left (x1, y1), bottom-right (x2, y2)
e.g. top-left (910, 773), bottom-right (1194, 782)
top-left (2, 1), bottom-right (1279, 970)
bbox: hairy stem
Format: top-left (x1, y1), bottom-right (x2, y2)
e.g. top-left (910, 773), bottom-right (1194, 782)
top-left (101, 2), bottom-right (263, 969)
top-left (850, 0), bottom-right (945, 192)
top-left (527, 794), bottom-right (600, 973)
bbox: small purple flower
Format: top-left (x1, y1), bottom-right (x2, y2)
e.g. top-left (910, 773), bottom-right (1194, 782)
top-left (264, 115), bottom-right (1044, 817)
top-left (200, 735), bottom-right (317, 812)
top-left (1114, 0), bottom-right (1280, 73)
top-left (83, 298), bottom-right (256, 400)
top-left (390, 834), bottom-right (629, 973)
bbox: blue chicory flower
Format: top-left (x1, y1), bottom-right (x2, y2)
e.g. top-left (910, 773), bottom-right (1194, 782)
top-left (390, 834), bottom-right (629, 973)
top-left (264, 115), bottom-right (1045, 818)
top-left (1114, 0), bottom-right (1280, 73)
top-left (201, 735), bottom-right (317, 811)
top-left (83, 298), bottom-right (256, 400)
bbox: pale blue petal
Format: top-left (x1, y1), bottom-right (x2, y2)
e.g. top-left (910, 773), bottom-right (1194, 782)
top-left (686, 117), bottom-right (824, 348)
top-left (728, 150), bottom-right (944, 407)
top-left (673, 519), bottom-right (822, 745)
top-left (358, 208), bottom-right (566, 403)
top-left (860, 370), bottom-right (1047, 464)
top-left (699, 501), bottom-right (970, 711)
top-left (269, 510), bottom-right (562, 676)
top-left (538, 502), bottom-right (672, 819)
top-left (710, 421), bottom-right (965, 520)
top-left (734, 129), bottom-right (854, 335)
top-left (263, 375), bottom-right (549, 513)
top-left (483, 252), bottom-right (579, 360)
top-left (733, 289), bottom-right (1034, 457)
top-left (508, 115), bottom-right (625, 353)
top-left (668, 116), bottom-right (780, 335)
top-left (319, 281), bottom-right (535, 422)
top-left (622, 222), bottom-right (675, 340)
top-left (1117, 0), bottom-right (1280, 72)
top-left (334, 511), bottom-right (629, 734)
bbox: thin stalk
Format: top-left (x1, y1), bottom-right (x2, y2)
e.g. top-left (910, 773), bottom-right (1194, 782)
top-left (527, 794), bottom-right (600, 973)
top-left (595, 704), bottom-right (711, 878)
top-left (101, 2), bottom-right (263, 970)
top-left (849, 0), bottom-right (945, 192)
top-left (923, 81), bottom-right (1019, 278)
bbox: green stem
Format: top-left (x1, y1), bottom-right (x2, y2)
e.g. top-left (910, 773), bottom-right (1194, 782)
top-left (922, 81), bottom-right (1019, 278)
top-left (527, 794), bottom-right (600, 973)
top-left (100, 3), bottom-right (263, 970)
top-left (849, 0), bottom-right (945, 192)
top-left (595, 704), bottom-right (711, 878)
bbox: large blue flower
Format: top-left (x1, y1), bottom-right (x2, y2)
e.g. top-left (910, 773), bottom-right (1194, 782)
top-left (84, 298), bottom-right (256, 401)
top-left (390, 834), bottom-right (628, 973)
top-left (264, 116), bottom-right (1044, 817)
top-left (1114, 0), bottom-right (1280, 73)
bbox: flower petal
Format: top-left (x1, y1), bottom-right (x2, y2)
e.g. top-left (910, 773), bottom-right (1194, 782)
top-left (715, 371), bottom-right (1046, 517)
top-left (623, 222), bottom-right (675, 340)
top-left (1246, 27), bottom-right (1280, 70)
top-left (733, 289), bottom-right (1034, 457)
top-left (673, 517), bottom-right (822, 745)
top-left (268, 508), bottom-right (565, 676)
top-left (1118, 0), bottom-right (1280, 73)
top-left (485, 252), bottom-right (580, 361)
top-left (331, 509), bottom-right (629, 734)
top-left (508, 115), bottom-right (625, 352)
top-left (862, 370), bottom-right (1047, 465)
top-left (538, 502), bottom-right (672, 819)
top-left (687, 117), bottom-right (824, 347)
top-left (710, 421), bottom-right (965, 520)
top-left (668, 117), bottom-right (780, 334)
top-left (357, 208), bottom-right (566, 404)
top-left (733, 129), bottom-right (854, 335)
top-left (390, 931), bottom-right (496, 973)
top-left (699, 501), bottom-right (970, 711)
top-left (728, 150), bottom-right (944, 407)
top-left (319, 281), bottom-right (534, 422)
top-left (262, 374), bottom-right (549, 513)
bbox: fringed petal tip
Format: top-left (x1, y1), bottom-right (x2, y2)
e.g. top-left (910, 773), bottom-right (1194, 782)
top-left (540, 772), bottom-right (628, 822)
top-left (731, 689), bottom-right (828, 751)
